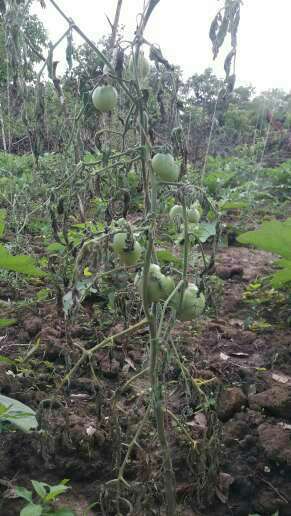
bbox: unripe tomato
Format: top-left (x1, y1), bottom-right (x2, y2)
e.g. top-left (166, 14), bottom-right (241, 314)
top-left (135, 264), bottom-right (174, 303)
top-left (128, 52), bottom-right (150, 81)
top-left (169, 204), bottom-right (183, 221)
top-left (175, 283), bottom-right (205, 321)
top-left (92, 85), bottom-right (118, 112)
top-left (161, 275), bottom-right (175, 300)
top-left (151, 153), bottom-right (179, 182)
top-left (187, 206), bottom-right (201, 223)
top-left (113, 232), bottom-right (142, 265)
top-left (148, 263), bottom-right (162, 276)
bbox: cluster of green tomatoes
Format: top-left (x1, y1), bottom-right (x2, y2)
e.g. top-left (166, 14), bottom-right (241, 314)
top-left (112, 219), bottom-right (205, 322)
top-left (92, 81), bottom-right (205, 321)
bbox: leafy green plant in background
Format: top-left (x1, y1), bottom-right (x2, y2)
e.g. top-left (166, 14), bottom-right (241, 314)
top-left (0, 208), bottom-right (43, 277)
top-left (16, 479), bottom-right (75, 516)
top-left (238, 218), bottom-right (291, 287)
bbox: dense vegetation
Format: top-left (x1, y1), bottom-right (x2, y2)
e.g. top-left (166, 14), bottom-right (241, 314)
top-left (1, 1), bottom-right (291, 516)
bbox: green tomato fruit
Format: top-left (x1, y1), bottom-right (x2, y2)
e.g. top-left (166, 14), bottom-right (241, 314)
top-left (148, 263), bottom-right (162, 276)
top-left (169, 204), bottom-right (183, 221)
top-left (176, 283), bottom-right (205, 321)
top-left (135, 264), bottom-right (174, 303)
top-left (128, 52), bottom-right (150, 81)
top-left (113, 232), bottom-right (142, 265)
top-left (187, 206), bottom-right (201, 223)
top-left (151, 153), bottom-right (179, 182)
top-left (160, 275), bottom-right (175, 300)
top-left (92, 85), bottom-right (118, 112)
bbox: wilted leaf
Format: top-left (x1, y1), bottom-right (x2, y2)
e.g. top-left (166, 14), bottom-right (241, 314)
top-left (272, 373), bottom-right (290, 384)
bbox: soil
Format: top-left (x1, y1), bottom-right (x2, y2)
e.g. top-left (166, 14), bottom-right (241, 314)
top-left (1, 243), bottom-right (291, 516)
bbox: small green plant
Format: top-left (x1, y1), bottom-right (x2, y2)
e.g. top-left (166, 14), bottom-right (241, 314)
top-left (238, 218), bottom-right (291, 287)
top-left (0, 394), bottom-right (38, 432)
top-left (16, 480), bottom-right (75, 516)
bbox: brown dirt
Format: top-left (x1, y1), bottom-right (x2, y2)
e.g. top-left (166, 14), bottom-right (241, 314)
top-left (1, 245), bottom-right (291, 515)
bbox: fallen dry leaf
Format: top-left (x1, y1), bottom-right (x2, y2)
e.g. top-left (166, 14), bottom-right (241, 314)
top-left (272, 373), bottom-right (290, 384)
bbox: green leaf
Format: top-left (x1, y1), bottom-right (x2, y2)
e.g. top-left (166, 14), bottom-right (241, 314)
top-left (0, 394), bottom-right (38, 432)
top-left (31, 480), bottom-right (48, 500)
top-left (15, 486), bottom-right (33, 503)
top-left (0, 245), bottom-right (44, 277)
top-left (156, 249), bottom-right (182, 266)
top-left (196, 222), bottom-right (217, 243)
top-left (237, 219), bottom-right (291, 259)
top-left (0, 354), bottom-right (16, 365)
top-left (0, 403), bottom-right (9, 416)
top-left (44, 484), bottom-right (70, 503)
top-left (36, 288), bottom-right (50, 302)
top-left (0, 318), bottom-right (17, 328)
top-left (20, 503), bottom-right (43, 516)
top-left (274, 258), bottom-right (291, 268)
top-left (271, 266), bottom-right (291, 288)
top-left (220, 200), bottom-right (248, 210)
top-left (46, 243), bottom-right (65, 254)
top-left (52, 509), bottom-right (76, 516)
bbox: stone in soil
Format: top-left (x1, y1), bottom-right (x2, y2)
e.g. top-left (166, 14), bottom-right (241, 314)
top-left (217, 387), bottom-right (247, 421)
top-left (249, 385), bottom-right (291, 419)
top-left (258, 422), bottom-right (291, 465)
top-left (23, 317), bottom-right (42, 337)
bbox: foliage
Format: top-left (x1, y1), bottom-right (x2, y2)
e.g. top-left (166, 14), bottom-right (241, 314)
top-left (2, 1), bottom-right (290, 515)
top-left (0, 394), bottom-right (38, 432)
top-left (238, 219), bottom-right (291, 287)
top-left (0, 244), bottom-right (44, 276)
top-left (16, 480), bottom-right (75, 516)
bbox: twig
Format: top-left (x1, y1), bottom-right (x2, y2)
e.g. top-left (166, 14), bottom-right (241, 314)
top-left (107, 404), bottom-right (150, 489)
top-left (259, 476), bottom-right (288, 505)
top-left (59, 318), bottom-right (148, 388)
